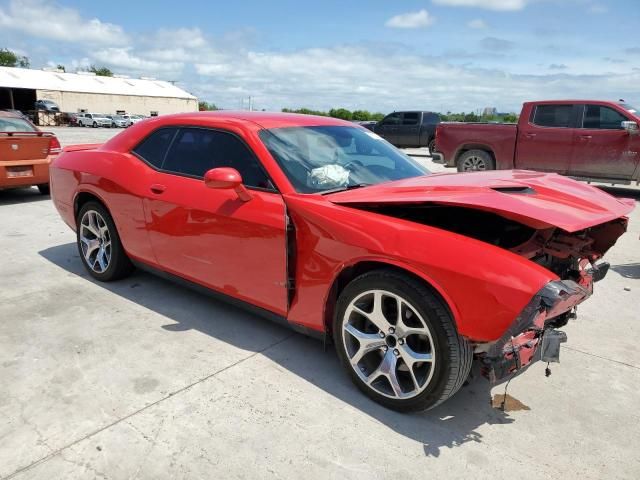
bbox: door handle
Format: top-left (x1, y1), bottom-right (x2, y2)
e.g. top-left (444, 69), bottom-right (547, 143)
top-left (525, 133), bottom-right (536, 139)
top-left (150, 184), bottom-right (166, 194)
top-left (579, 135), bottom-right (592, 140)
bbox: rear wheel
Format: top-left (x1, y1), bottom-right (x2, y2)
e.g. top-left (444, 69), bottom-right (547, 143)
top-left (76, 202), bottom-right (133, 281)
top-left (37, 184), bottom-right (50, 195)
top-left (333, 270), bottom-right (472, 412)
top-left (457, 149), bottom-right (495, 172)
top-left (92, 121), bottom-right (98, 128)
top-left (428, 139), bottom-right (436, 156)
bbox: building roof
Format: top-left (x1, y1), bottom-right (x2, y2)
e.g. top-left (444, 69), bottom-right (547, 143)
top-left (0, 67), bottom-right (196, 100)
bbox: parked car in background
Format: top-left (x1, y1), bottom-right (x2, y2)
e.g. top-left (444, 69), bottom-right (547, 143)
top-left (0, 110), bottom-right (61, 194)
top-left (50, 111), bottom-right (632, 411)
top-left (34, 99), bottom-right (60, 112)
top-left (77, 113), bottom-right (112, 128)
top-left (372, 111), bottom-right (440, 154)
top-left (129, 114), bottom-right (146, 124)
top-left (353, 120), bottom-right (377, 131)
top-left (3, 109), bottom-right (28, 120)
top-left (106, 115), bottom-right (129, 128)
top-left (434, 100), bottom-right (640, 184)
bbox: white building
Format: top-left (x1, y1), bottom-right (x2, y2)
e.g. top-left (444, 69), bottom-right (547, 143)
top-left (0, 67), bottom-right (198, 116)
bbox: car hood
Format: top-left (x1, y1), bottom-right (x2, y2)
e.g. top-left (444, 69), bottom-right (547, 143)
top-left (326, 170), bottom-right (635, 232)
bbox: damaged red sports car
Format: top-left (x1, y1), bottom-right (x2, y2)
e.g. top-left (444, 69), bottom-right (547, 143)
top-left (50, 112), bottom-right (634, 411)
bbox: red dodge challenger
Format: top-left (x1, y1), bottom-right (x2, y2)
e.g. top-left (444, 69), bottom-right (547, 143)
top-left (50, 111), bottom-right (633, 411)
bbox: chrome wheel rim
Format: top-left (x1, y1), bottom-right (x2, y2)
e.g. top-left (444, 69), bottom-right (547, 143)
top-left (79, 210), bottom-right (111, 273)
top-left (461, 155), bottom-right (487, 171)
top-left (342, 289), bottom-right (436, 400)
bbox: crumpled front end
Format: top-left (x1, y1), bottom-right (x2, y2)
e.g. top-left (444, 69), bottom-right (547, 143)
top-left (480, 265), bottom-right (602, 382)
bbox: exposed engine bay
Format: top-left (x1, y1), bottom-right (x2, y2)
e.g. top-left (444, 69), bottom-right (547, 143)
top-left (355, 204), bottom-right (627, 282)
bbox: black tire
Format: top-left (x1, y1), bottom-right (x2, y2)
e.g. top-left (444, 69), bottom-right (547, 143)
top-left (76, 201), bottom-right (133, 281)
top-left (37, 184), bottom-right (50, 195)
top-left (93, 121), bottom-right (97, 128)
top-left (428, 139), bottom-right (436, 156)
top-left (333, 269), bottom-right (472, 412)
top-left (456, 149), bottom-right (495, 172)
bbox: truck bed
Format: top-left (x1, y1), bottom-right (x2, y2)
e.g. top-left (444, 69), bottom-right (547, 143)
top-left (436, 122), bottom-right (518, 169)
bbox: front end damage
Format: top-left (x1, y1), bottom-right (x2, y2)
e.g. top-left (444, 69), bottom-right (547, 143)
top-left (342, 201), bottom-right (630, 382)
top-left (477, 217), bottom-right (627, 382)
top-left (478, 278), bottom-right (592, 382)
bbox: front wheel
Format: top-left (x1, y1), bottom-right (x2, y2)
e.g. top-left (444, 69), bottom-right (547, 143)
top-left (92, 121), bottom-right (98, 128)
top-left (76, 202), bottom-right (133, 281)
top-left (333, 270), bottom-right (472, 412)
top-left (457, 149), bottom-right (495, 172)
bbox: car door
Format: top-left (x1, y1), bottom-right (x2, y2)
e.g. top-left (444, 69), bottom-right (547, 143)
top-left (569, 104), bottom-right (639, 179)
top-left (395, 112), bottom-right (420, 147)
top-left (137, 126), bottom-right (289, 316)
top-left (515, 103), bottom-right (578, 173)
top-left (374, 112), bottom-right (401, 145)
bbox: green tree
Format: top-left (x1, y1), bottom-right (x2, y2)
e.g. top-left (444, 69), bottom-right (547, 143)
top-left (56, 64), bottom-right (66, 72)
top-left (0, 48), bottom-right (29, 68)
top-left (89, 65), bottom-right (113, 77)
top-left (328, 108), bottom-right (353, 120)
top-left (198, 101), bottom-right (218, 111)
top-left (352, 110), bottom-right (371, 121)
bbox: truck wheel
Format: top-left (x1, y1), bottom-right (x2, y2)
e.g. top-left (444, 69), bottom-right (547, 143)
top-left (457, 150), bottom-right (495, 172)
top-left (333, 269), bottom-right (472, 412)
top-left (428, 139), bottom-right (437, 156)
top-left (92, 121), bottom-right (98, 128)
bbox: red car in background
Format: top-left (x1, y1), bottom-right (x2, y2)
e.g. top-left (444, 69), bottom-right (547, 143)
top-left (434, 100), bottom-right (640, 185)
top-left (0, 110), bottom-right (61, 194)
top-left (50, 112), bottom-right (633, 411)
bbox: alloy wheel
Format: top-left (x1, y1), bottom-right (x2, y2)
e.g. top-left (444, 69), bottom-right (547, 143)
top-left (341, 289), bottom-right (436, 399)
top-left (461, 155), bottom-right (487, 171)
top-left (79, 210), bottom-right (111, 273)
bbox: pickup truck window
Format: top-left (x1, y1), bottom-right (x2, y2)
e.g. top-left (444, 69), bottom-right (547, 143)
top-left (380, 113), bottom-right (401, 125)
top-left (582, 105), bottom-right (628, 130)
top-left (532, 104), bottom-right (572, 128)
top-left (402, 113), bottom-right (419, 125)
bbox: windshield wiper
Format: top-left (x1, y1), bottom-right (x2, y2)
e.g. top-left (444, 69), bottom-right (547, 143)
top-left (320, 183), bottom-right (371, 195)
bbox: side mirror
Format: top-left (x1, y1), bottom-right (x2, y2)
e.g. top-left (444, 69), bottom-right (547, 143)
top-left (204, 167), bottom-right (252, 202)
top-left (622, 121), bottom-right (639, 134)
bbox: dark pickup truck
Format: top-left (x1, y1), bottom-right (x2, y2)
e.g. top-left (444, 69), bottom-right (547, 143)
top-left (434, 100), bottom-right (640, 185)
top-left (370, 111), bottom-right (440, 153)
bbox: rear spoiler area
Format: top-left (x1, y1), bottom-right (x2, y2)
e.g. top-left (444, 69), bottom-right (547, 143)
top-left (62, 143), bottom-right (103, 153)
top-left (0, 131), bottom-right (55, 137)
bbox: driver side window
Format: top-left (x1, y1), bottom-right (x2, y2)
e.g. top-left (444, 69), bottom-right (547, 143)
top-left (134, 127), bottom-right (274, 190)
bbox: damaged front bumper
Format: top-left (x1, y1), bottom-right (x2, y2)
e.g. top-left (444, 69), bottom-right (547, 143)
top-left (480, 272), bottom-right (601, 382)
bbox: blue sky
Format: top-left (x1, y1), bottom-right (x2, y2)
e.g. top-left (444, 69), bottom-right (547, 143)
top-left (1, 0), bottom-right (638, 113)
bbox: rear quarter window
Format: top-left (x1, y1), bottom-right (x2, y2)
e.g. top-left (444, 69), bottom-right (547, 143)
top-left (132, 128), bottom-right (178, 168)
top-left (532, 104), bottom-right (573, 128)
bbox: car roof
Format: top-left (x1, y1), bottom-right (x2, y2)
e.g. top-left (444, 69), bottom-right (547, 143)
top-left (154, 111), bottom-right (354, 129)
top-left (0, 110), bottom-right (26, 119)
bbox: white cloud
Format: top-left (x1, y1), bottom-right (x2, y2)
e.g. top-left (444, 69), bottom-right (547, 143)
top-left (432, 0), bottom-right (530, 11)
top-left (467, 18), bottom-right (487, 28)
top-left (92, 48), bottom-right (183, 74)
top-left (0, 0), bottom-right (127, 45)
top-left (385, 9), bottom-right (435, 29)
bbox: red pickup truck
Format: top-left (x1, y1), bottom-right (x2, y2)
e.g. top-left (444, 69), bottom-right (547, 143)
top-left (433, 100), bottom-right (640, 184)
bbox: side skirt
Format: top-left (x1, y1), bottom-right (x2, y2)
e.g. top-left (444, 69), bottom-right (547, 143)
top-left (131, 259), bottom-right (325, 341)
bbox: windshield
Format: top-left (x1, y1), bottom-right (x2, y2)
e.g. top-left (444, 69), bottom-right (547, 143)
top-left (0, 117), bottom-right (36, 132)
top-left (259, 126), bottom-right (428, 193)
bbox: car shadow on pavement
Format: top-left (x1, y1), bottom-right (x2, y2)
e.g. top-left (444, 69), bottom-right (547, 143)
top-left (611, 262), bottom-right (640, 280)
top-left (40, 242), bottom-right (516, 457)
top-left (0, 187), bottom-right (49, 206)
